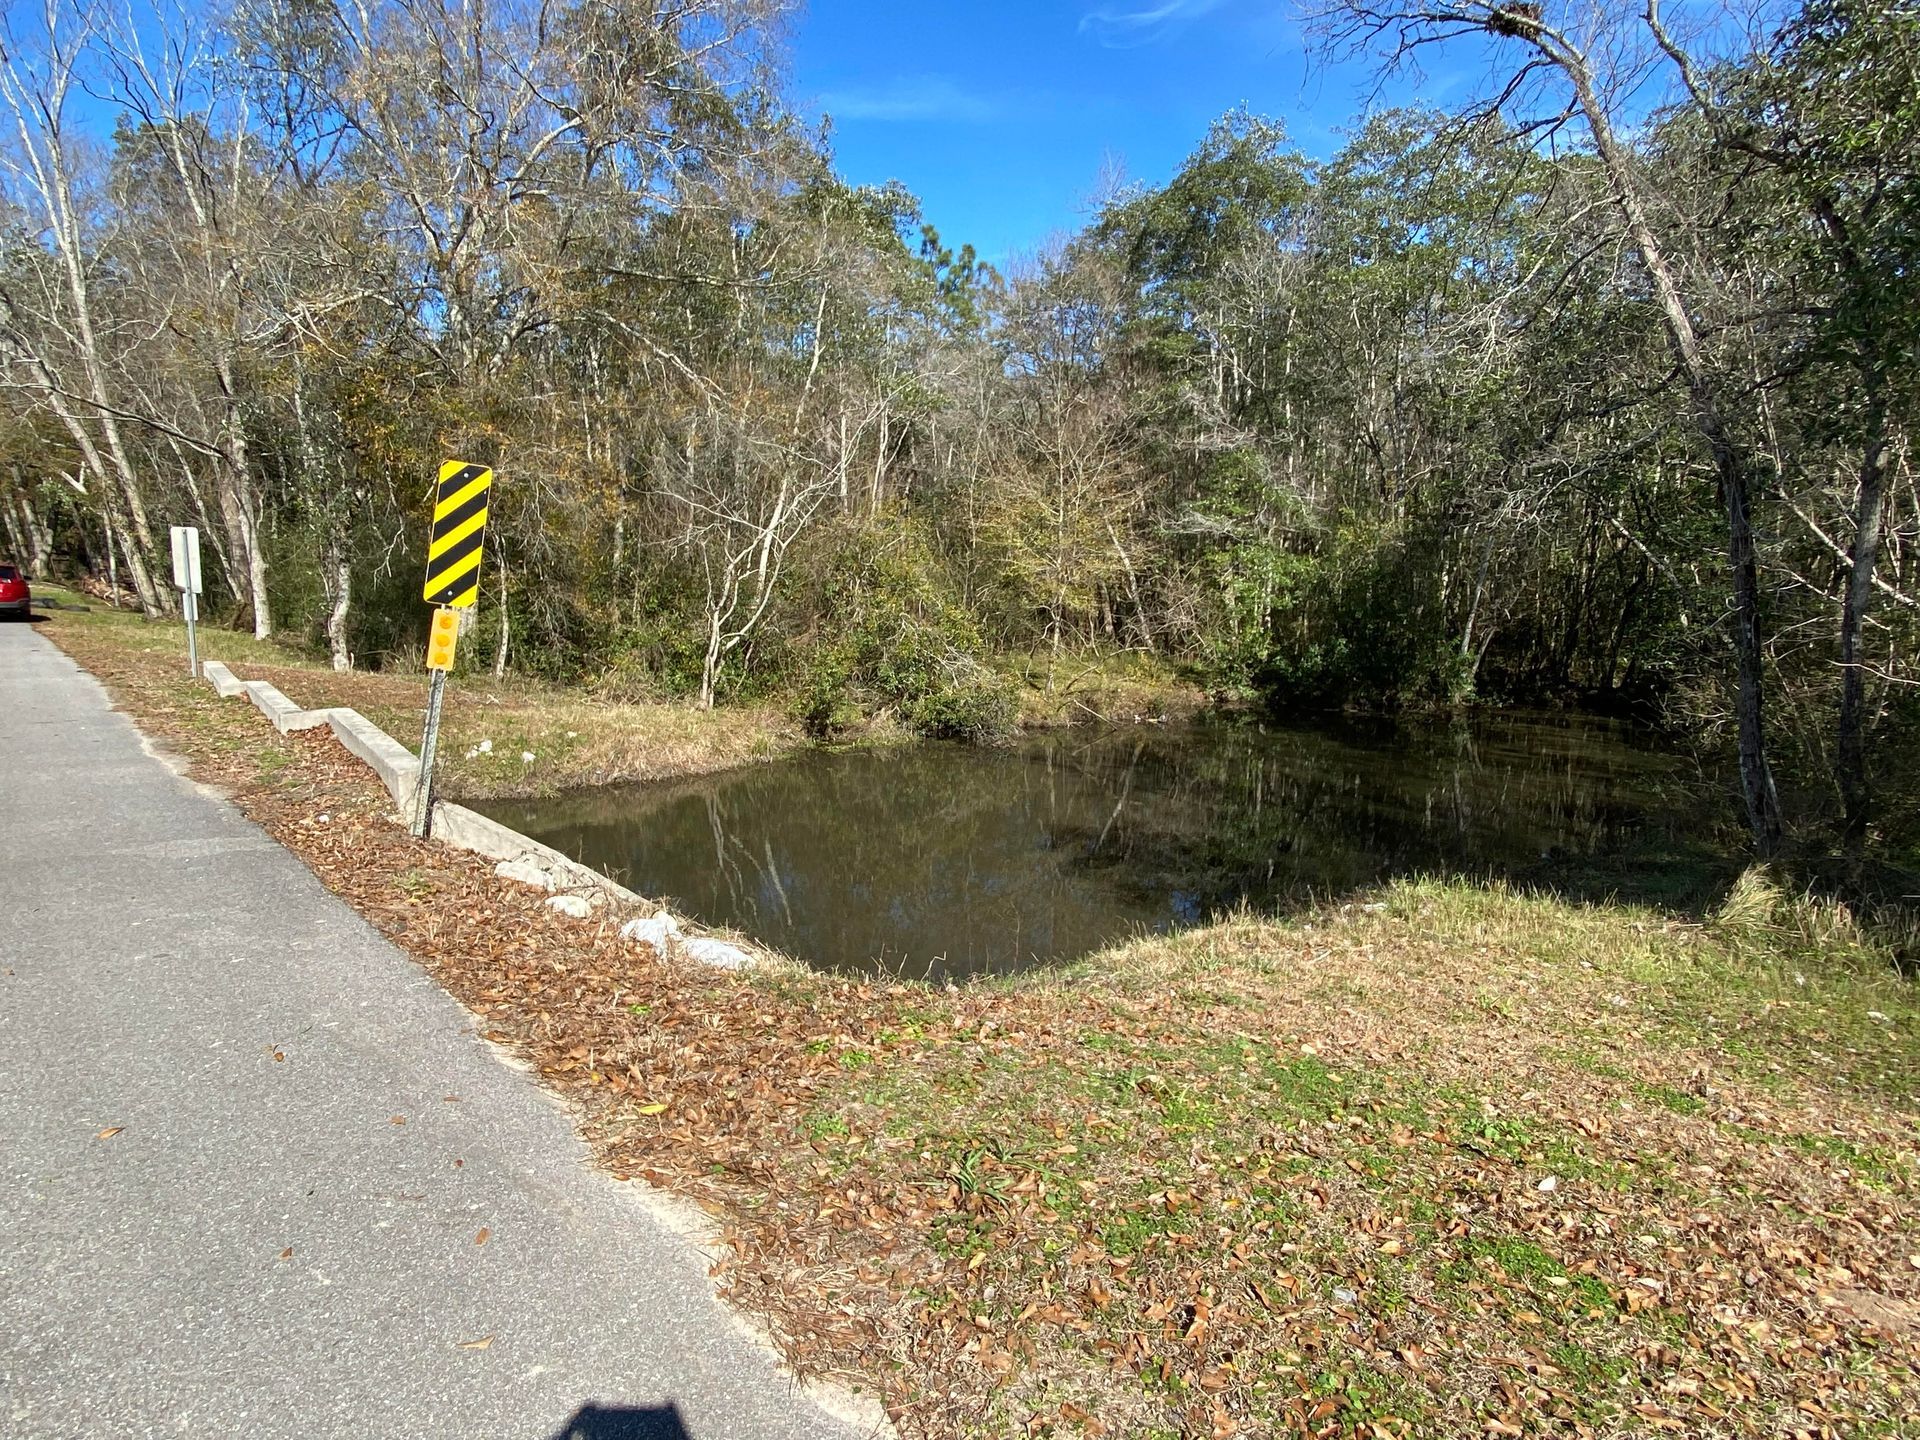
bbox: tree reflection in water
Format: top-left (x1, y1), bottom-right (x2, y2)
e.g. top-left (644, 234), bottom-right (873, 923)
top-left (480, 713), bottom-right (1721, 982)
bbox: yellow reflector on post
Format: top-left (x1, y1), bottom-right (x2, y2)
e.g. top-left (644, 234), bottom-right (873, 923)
top-left (425, 606), bottom-right (460, 672)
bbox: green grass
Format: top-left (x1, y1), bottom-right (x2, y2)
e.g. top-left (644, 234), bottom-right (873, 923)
top-left (781, 873), bottom-right (1918, 1436)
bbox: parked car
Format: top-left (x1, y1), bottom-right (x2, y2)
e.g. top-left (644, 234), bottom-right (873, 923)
top-left (0, 564), bottom-right (30, 618)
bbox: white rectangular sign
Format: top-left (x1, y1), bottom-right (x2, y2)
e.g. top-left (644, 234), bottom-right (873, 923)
top-left (169, 525), bottom-right (202, 595)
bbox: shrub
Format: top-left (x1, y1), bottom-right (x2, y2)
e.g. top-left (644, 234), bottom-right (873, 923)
top-left (791, 528), bottom-right (1017, 743)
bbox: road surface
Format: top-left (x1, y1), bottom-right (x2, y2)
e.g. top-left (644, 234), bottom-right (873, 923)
top-left (0, 622), bottom-right (871, 1440)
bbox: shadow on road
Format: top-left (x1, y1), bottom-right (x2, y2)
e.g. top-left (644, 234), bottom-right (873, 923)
top-left (548, 1402), bottom-right (693, 1439)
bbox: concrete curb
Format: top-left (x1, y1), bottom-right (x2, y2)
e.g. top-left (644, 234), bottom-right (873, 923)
top-left (432, 802), bottom-right (647, 907)
top-left (193, 658), bottom-right (757, 970)
top-left (323, 708), bottom-right (421, 810)
top-left (241, 678), bottom-right (350, 736)
top-left (201, 660), bottom-right (247, 698)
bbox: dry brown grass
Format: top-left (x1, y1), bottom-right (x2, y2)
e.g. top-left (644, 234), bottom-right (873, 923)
top-left (35, 587), bottom-right (798, 797)
top-left (229, 657), bottom-right (797, 799)
top-left (1003, 651), bottom-right (1210, 729)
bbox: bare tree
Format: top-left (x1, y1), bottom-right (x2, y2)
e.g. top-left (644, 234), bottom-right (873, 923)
top-left (0, 0), bottom-right (168, 613)
top-left (659, 394), bottom-right (837, 710)
top-left (103, 3), bottom-right (286, 635)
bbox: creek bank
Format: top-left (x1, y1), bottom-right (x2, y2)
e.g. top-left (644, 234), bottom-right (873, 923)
top-left (185, 648), bottom-right (777, 977)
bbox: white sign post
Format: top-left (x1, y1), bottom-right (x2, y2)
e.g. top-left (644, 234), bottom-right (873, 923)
top-left (169, 526), bottom-right (202, 677)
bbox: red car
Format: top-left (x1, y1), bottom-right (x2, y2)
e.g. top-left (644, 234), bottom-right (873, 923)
top-left (0, 564), bottom-right (30, 619)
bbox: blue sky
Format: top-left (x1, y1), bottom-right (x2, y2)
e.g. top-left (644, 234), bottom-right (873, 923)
top-left (789, 0), bottom-right (1412, 264)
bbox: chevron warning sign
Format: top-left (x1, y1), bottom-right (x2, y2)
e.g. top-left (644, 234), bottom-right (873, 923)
top-left (423, 461), bottom-right (492, 608)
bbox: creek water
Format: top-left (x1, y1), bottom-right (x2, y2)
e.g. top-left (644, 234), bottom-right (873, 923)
top-left (479, 712), bottom-right (1719, 983)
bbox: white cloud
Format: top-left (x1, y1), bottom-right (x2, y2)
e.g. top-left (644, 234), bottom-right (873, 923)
top-left (816, 76), bottom-right (1003, 124)
top-left (1079, 0), bottom-right (1227, 48)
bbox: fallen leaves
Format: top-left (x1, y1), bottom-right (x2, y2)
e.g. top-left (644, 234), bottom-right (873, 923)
top-left (95, 1126), bottom-right (123, 1140)
top-left (456, 1335), bottom-right (493, 1351)
top-left (474, 1227), bottom-right (491, 1246)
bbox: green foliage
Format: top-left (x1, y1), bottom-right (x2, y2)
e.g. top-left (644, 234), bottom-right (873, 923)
top-left (9, 0), bottom-right (1920, 846)
top-left (792, 527), bottom-right (1016, 742)
top-left (1194, 522), bottom-right (1470, 710)
top-left (596, 574), bottom-right (714, 700)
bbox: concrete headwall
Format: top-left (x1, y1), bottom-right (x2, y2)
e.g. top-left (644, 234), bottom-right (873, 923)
top-left (193, 659), bottom-right (758, 971)
top-left (197, 667), bottom-right (620, 898)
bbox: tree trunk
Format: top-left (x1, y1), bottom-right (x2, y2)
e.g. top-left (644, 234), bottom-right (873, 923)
top-left (1108, 521), bottom-right (1156, 653)
top-left (173, 452), bottom-right (242, 605)
top-left (1718, 434), bottom-right (1783, 853)
top-left (699, 606), bottom-right (724, 710)
top-left (103, 506), bottom-right (119, 605)
top-left (324, 546), bottom-right (353, 672)
top-left (8, 352), bottom-right (167, 615)
top-left (217, 356), bottom-right (272, 637)
top-left (3, 492), bottom-right (28, 568)
top-left (1837, 403), bottom-right (1890, 848)
top-left (1559, 48), bottom-right (1783, 854)
top-left (23, 494), bottom-right (52, 574)
top-left (492, 561), bottom-right (510, 678)
top-left (837, 410), bottom-right (849, 511)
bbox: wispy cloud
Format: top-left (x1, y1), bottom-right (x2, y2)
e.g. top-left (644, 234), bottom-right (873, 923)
top-left (1079, 0), bottom-right (1226, 48)
top-left (816, 76), bottom-right (1003, 124)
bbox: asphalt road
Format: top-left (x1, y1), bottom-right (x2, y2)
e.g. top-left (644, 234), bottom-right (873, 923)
top-left (0, 622), bottom-right (872, 1440)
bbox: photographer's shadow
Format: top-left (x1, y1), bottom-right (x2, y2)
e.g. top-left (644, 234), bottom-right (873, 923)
top-left (548, 1402), bottom-right (692, 1439)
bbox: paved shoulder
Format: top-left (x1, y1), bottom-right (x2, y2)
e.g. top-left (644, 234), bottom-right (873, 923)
top-left (0, 625), bottom-right (869, 1440)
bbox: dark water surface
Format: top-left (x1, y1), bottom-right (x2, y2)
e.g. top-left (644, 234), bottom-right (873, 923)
top-left (480, 713), bottom-right (1717, 982)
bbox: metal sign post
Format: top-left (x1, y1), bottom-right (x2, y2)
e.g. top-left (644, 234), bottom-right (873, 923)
top-left (169, 526), bottom-right (202, 677)
top-left (413, 667), bottom-right (449, 836)
top-left (411, 463), bottom-right (492, 840)
top-left (412, 607), bottom-right (462, 837)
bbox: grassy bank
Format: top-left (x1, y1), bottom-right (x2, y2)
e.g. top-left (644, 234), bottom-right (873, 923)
top-left (1000, 651), bottom-right (1211, 728)
top-left (33, 601), bottom-right (1920, 1438)
top-left (791, 881), bottom-right (1918, 1436)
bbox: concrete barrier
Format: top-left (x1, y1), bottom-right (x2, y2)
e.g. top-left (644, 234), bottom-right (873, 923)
top-left (239, 680), bottom-right (353, 738)
top-left (434, 802), bottom-right (646, 906)
top-left (241, 679), bottom-right (314, 734)
top-left (201, 660), bottom-right (247, 698)
top-left (324, 709), bottom-right (422, 809)
top-left (196, 659), bottom-right (753, 970)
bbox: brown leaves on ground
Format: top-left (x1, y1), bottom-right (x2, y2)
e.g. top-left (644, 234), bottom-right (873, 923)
top-left (43, 614), bottom-right (1920, 1439)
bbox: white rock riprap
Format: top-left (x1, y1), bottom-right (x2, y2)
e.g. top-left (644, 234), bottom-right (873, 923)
top-left (545, 894), bottom-right (594, 919)
top-left (680, 936), bottom-right (752, 971)
top-left (495, 856), bottom-right (556, 890)
top-left (620, 913), bottom-right (682, 952)
top-left (617, 914), bottom-right (749, 969)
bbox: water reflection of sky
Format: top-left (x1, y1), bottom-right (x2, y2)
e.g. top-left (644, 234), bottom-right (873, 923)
top-left (480, 714), bottom-right (1709, 983)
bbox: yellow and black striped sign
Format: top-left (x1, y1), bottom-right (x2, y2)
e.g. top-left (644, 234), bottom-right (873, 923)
top-left (424, 461), bottom-right (491, 608)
